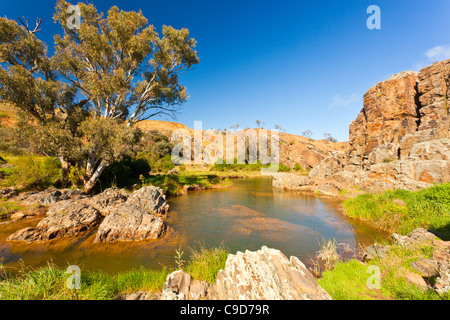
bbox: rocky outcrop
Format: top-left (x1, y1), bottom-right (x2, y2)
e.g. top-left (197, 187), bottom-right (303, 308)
top-left (15, 188), bottom-right (85, 206)
top-left (8, 186), bottom-right (170, 243)
top-left (272, 172), bottom-right (312, 190)
top-left (125, 186), bottom-right (169, 216)
top-left (366, 228), bottom-right (450, 296)
top-left (94, 204), bottom-right (166, 242)
top-left (7, 202), bottom-right (102, 242)
top-left (310, 59), bottom-right (450, 191)
top-left (160, 246), bottom-right (331, 300)
top-left (88, 187), bottom-right (129, 216)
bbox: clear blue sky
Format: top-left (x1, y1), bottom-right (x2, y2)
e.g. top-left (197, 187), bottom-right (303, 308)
top-left (2, 0), bottom-right (450, 141)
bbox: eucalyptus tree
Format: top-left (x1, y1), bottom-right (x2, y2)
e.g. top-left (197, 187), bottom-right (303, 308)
top-left (0, 0), bottom-right (199, 192)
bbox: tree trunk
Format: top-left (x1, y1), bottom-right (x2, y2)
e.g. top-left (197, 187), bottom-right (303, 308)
top-left (83, 160), bottom-right (108, 194)
top-left (58, 155), bottom-right (70, 186)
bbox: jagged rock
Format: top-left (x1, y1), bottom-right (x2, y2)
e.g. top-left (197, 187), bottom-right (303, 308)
top-left (115, 291), bottom-right (158, 300)
top-left (94, 204), bottom-right (166, 242)
top-left (314, 181), bottom-right (343, 197)
top-left (7, 203), bottom-right (102, 242)
top-left (433, 250), bottom-right (450, 265)
top-left (88, 187), bottom-right (129, 216)
top-left (435, 264), bottom-right (450, 296)
top-left (17, 188), bottom-right (84, 206)
top-left (126, 186), bottom-right (169, 215)
top-left (410, 258), bottom-right (439, 277)
top-left (0, 187), bottom-right (17, 199)
top-left (402, 270), bottom-right (430, 291)
top-left (309, 59), bottom-right (450, 192)
top-left (160, 270), bottom-right (209, 300)
top-left (210, 246), bottom-right (331, 300)
top-left (364, 244), bottom-right (390, 261)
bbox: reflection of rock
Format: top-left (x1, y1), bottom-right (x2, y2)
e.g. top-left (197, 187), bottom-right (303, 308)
top-left (94, 204), bottom-right (166, 243)
top-left (7, 203), bottom-right (102, 242)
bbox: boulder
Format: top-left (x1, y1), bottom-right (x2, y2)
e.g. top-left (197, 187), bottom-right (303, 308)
top-left (94, 204), bottom-right (166, 242)
top-left (435, 264), bottom-right (450, 296)
top-left (410, 258), bottom-right (439, 277)
top-left (7, 203), bottom-right (102, 242)
top-left (126, 186), bottom-right (169, 215)
top-left (364, 244), bottom-right (390, 261)
top-left (210, 246), bottom-right (331, 300)
top-left (160, 270), bottom-right (209, 300)
top-left (272, 172), bottom-right (311, 190)
top-left (88, 187), bottom-right (129, 216)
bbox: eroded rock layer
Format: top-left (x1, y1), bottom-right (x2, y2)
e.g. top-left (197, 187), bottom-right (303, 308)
top-left (310, 59), bottom-right (450, 191)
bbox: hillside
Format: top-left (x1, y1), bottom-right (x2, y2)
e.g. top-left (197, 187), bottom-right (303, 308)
top-left (0, 102), bottom-right (348, 172)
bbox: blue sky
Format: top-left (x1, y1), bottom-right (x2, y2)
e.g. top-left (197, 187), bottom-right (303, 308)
top-left (2, 0), bottom-right (450, 141)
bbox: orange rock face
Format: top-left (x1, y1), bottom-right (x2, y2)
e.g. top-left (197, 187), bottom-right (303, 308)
top-left (310, 59), bottom-right (450, 191)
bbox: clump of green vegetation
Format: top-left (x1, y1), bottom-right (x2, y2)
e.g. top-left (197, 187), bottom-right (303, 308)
top-left (318, 241), bottom-right (449, 300)
top-left (0, 155), bottom-right (62, 191)
top-left (212, 159), bottom-right (291, 172)
top-left (0, 244), bottom-right (229, 300)
top-left (184, 245), bottom-right (229, 284)
top-left (343, 183), bottom-right (450, 237)
top-left (294, 163), bottom-right (303, 172)
top-left (0, 199), bottom-right (23, 218)
top-left (144, 174), bottom-right (232, 196)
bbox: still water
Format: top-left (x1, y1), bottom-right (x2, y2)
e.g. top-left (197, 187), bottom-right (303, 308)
top-left (0, 177), bottom-right (386, 273)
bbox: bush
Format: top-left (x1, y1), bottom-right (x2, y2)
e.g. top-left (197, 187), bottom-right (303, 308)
top-left (0, 155), bottom-right (62, 190)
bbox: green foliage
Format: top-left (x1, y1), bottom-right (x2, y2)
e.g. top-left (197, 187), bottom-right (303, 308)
top-left (294, 163), bottom-right (303, 172)
top-left (100, 156), bottom-right (151, 189)
top-left (278, 163), bottom-right (291, 172)
top-left (343, 183), bottom-right (450, 237)
top-left (184, 245), bottom-right (229, 284)
top-left (0, 155), bottom-right (62, 190)
top-left (0, 199), bottom-right (23, 218)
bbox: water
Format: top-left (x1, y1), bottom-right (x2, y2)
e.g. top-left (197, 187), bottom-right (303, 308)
top-left (0, 177), bottom-right (386, 274)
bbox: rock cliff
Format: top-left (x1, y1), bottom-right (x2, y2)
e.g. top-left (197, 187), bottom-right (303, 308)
top-left (310, 59), bottom-right (450, 191)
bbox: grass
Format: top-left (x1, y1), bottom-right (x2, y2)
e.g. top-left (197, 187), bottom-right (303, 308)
top-left (184, 245), bottom-right (229, 284)
top-left (144, 173), bottom-right (233, 196)
top-left (318, 243), bottom-right (449, 300)
top-left (318, 260), bottom-right (380, 300)
top-left (342, 183), bottom-right (450, 238)
top-left (0, 199), bottom-right (23, 218)
top-left (0, 245), bottom-right (229, 300)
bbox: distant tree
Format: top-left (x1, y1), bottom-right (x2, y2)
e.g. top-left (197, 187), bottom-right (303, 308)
top-left (301, 130), bottom-right (313, 139)
top-left (323, 133), bottom-right (338, 142)
top-left (255, 120), bottom-right (261, 128)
